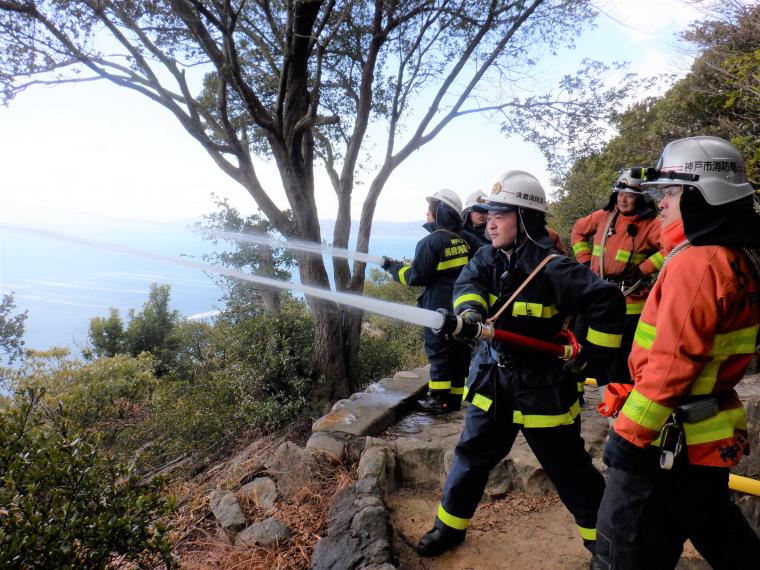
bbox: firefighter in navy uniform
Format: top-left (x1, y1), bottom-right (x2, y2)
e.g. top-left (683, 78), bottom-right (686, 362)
top-left (593, 137), bottom-right (760, 569)
top-left (462, 190), bottom-right (490, 249)
top-left (382, 189), bottom-right (472, 414)
top-left (417, 171), bottom-right (626, 557)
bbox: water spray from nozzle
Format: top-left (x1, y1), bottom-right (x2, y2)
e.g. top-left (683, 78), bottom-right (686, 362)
top-left (2, 224), bottom-right (444, 330)
top-left (203, 229), bottom-right (386, 266)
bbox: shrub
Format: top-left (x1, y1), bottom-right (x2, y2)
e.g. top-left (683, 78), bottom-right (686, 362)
top-left (0, 390), bottom-right (174, 569)
top-left (356, 269), bottom-right (427, 386)
top-left (138, 298), bottom-right (317, 467)
top-left (3, 349), bottom-right (158, 455)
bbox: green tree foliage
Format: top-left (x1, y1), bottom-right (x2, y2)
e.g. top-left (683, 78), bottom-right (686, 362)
top-left (0, 0), bottom-right (627, 401)
top-left (554, 1), bottom-right (760, 243)
top-left (3, 349), bottom-right (158, 455)
top-left (0, 389), bottom-right (174, 569)
top-left (86, 284), bottom-right (181, 376)
top-left (0, 293), bottom-right (28, 365)
top-left (125, 284), bottom-right (181, 371)
top-left (356, 269), bottom-right (426, 384)
top-left (196, 197), bottom-right (295, 318)
top-left (86, 307), bottom-right (125, 359)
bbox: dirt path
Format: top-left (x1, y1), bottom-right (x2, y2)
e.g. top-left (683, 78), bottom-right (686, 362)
top-left (388, 487), bottom-right (590, 570)
top-left (387, 487), bottom-right (710, 570)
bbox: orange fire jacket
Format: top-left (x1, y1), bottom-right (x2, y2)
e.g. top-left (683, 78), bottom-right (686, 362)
top-left (571, 209), bottom-right (665, 315)
top-left (547, 227), bottom-right (567, 255)
top-left (614, 245), bottom-right (759, 468)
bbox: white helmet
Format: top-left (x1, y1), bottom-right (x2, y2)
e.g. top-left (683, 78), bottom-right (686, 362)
top-left (463, 190), bottom-right (488, 214)
top-left (613, 168), bottom-right (644, 193)
top-left (484, 170), bottom-right (547, 213)
top-left (426, 188), bottom-right (463, 220)
top-left (642, 136), bottom-right (754, 206)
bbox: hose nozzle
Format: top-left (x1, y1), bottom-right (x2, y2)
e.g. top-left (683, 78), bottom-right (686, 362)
top-left (432, 309), bottom-right (493, 340)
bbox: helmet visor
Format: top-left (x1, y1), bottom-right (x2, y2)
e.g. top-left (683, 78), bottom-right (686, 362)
top-left (645, 185), bottom-right (683, 204)
top-left (483, 201), bottom-right (517, 213)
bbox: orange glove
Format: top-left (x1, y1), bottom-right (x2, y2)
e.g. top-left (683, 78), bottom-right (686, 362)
top-left (597, 383), bottom-right (634, 417)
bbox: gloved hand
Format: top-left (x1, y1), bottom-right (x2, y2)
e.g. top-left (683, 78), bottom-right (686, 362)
top-left (603, 429), bottom-right (654, 472)
top-left (632, 267), bottom-right (647, 282)
top-left (381, 256), bottom-right (395, 271)
top-left (563, 344), bottom-right (614, 379)
top-left (597, 382), bottom-right (635, 417)
top-left (459, 309), bottom-right (483, 325)
top-left (452, 309), bottom-right (483, 346)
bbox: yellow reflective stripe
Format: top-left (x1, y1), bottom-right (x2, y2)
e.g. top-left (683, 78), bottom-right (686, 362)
top-left (631, 252), bottom-right (647, 264)
top-left (633, 319), bottom-right (656, 350)
top-left (626, 302), bottom-right (644, 315)
top-left (398, 265), bottom-right (411, 286)
top-left (471, 392), bottom-right (493, 412)
top-left (592, 244), bottom-right (602, 257)
top-left (511, 302), bottom-right (560, 319)
top-left (573, 241), bottom-right (591, 255)
top-left (463, 384), bottom-right (493, 411)
top-left (710, 325), bottom-right (758, 355)
top-left (437, 256), bottom-right (468, 271)
top-left (615, 249), bottom-right (632, 263)
top-left (488, 293), bottom-right (499, 307)
top-left (620, 389), bottom-right (673, 432)
top-left (682, 407), bottom-right (747, 445)
top-left (577, 381), bottom-right (585, 393)
top-left (450, 386), bottom-right (464, 396)
top-left (437, 504), bottom-right (469, 530)
top-left (578, 526), bottom-right (597, 541)
top-left (587, 327), bottom-right (622, 348)
top-left (513, 400), bottom-right (581, 428)
top-left (453, 293), bottom-right (488, 310)
top-left (429, 380), bottom-right (451, 390)
top-left (691, 326), bottom-right (759, 395)
top-left (691, 357), bottom-right (727, 395)
top-left (648, 251), bottom-right (665, 270)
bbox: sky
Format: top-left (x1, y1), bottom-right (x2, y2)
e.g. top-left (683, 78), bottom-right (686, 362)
top-left (0, 1), bottom-right (702, 230)
top-left (0, 0), bottom-right (709, 350)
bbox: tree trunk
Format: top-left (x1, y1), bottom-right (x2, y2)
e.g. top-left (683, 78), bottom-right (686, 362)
top-left (257, 242), bottom-right (281, 317)
top-left (294, 246), bottom-right (355, 402)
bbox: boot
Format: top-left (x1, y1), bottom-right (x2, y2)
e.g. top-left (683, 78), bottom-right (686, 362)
top-left (416, 392), bottom-right (460, 414)
top-left (417, 522), bottom-right (466, 557)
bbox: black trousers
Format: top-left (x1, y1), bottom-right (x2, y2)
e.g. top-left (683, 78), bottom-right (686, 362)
top-left (424, 327), bottom-right (470, 395)
top-left (594, 458), bottom-right (760, 569)
top-left (438, 396), bottom-right (605, 547)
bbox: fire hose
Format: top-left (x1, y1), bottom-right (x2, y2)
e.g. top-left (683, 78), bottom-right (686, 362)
top-left (433, 309), bottom-right (581, 361)
top-left (434, 318), bottom-right (760, 498)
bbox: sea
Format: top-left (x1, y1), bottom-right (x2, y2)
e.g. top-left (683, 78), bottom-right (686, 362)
top-left (0, 219), bottom-right (426, 354)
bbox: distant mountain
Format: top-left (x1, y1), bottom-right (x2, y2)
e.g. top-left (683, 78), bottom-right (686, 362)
top-left (319, 219), bottom-right (426, 240)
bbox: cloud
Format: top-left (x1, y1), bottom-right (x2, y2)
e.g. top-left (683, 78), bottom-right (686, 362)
top-left (596, 0), bottom-right (701, 41)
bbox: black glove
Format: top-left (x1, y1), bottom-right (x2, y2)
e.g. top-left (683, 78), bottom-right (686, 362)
top-left (459, 309), bottom-right (483, 325)
top-left (632, 267), bottom-right (647, 282)
top-left (603, 429), bottom-right (656, 473)
top-left (563, 344), bottom-right (614, 379)
top-left (381, 256), bottom-right (394, 271)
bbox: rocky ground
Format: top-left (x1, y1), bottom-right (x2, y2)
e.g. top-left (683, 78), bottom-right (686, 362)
top-left (180, 369), bottom-right (760, 569)
top-left (377, 386), bottom-right (710, 570)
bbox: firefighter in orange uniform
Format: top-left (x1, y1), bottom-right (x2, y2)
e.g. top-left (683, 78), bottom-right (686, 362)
top-left (571, 169), bottom-right (664, 390)
top-left (593, 136), bottom-right (760, 569)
